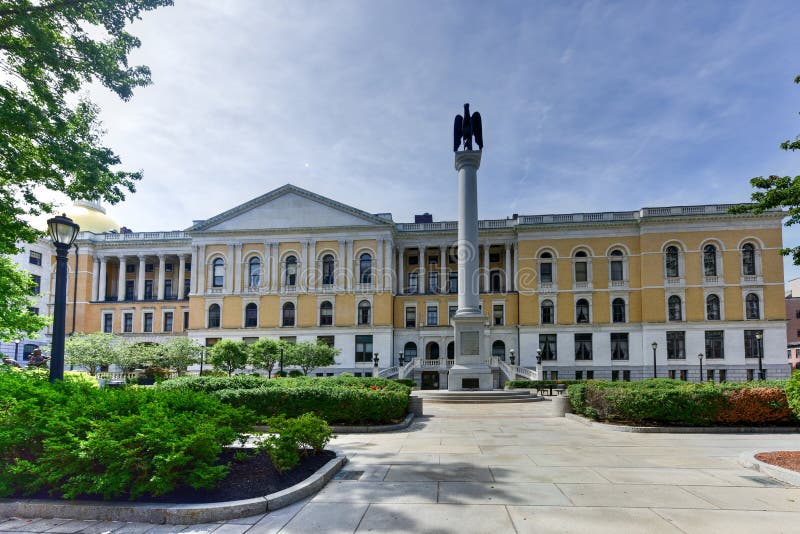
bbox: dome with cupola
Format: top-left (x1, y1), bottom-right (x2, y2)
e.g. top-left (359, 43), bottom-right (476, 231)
top-left (64, 200), bottom-right (120, 234)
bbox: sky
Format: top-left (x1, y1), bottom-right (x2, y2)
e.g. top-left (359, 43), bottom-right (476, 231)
top-left (76, 0), bottom-right (800, 279)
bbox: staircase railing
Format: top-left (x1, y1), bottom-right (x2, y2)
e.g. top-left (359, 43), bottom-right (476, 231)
top-left (398, 358), bottom-right (417, 379)
top-left (378, 366), bottom-right (399, 378)
top-left (513, 365), bottom-right (538, 380)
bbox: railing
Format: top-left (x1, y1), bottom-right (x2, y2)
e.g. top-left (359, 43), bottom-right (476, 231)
top-left (665, 277), bottom-right (683, 285)
top-left (78, 231), bottom-right (189, 242)
top-left (378, 366), bottom-right (398, 378)
top-left (703, 275), bottom-right (721, 285)
top-left (399, 358), bottom-right (416, 379)
top-left (513, 366), bottom-right (538, 380)
top-left (610, 280), bottom-right (628, 287)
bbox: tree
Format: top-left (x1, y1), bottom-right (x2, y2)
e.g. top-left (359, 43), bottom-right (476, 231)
top-left (247, 338), bottom-right (282, 378)
top-left (0, 256), bottom-right (48, 340)
top-left (732, 75), bottom-right (800, 262)
top-left (114, 341), bottom-right (159, 371)
top-left (209, 339), bottom-right (248, 376)
top-left (285, 341), bottom-right (339, 376)
top-left (0, 0), bottom-right (172, 339)
top-left (63, 332), bottom-right (120, 375)
top-left (159, 337), bottom-right (203, 374)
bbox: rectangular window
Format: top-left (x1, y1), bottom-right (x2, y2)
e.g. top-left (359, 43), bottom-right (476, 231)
top-left (426, 305), bottom-right (438, 326)
top-left (126, 264), bottom-right (135, 273)
top-left (205, 337), bottom-right (221, 347)
top-left (796, 309), bottom-right (800, 319)
top-left (125, 280), bottom-right (135, 300)
top-left (428, 255), bottom-right (439, 265)
top-left (550, 370), bottom-right (558, 380)
top-left (493, 304), bottom-right (504, 326)
top-left (669, 370), bottom-right (676, 379)
top-left (405, 307), bottom-right (416, 328)
top-left (666, 331), bottom-right (685, 359)
top-left (540, 263), bottom-right (553, 283)
top-left (575, 262), bottom-right (588, 282)
top-left (186, 262), bottom-right (191, 272)
top-left (610, 260), bottom-right (623, 281)
top-left (539, 334), bottom-right (557, 361)
top-left (428, 271), bottom-right (439, 293)
top-left (184, 278), bottom-right (191, 298)
top-left (183, 311), bottom-right (189, 331)
top-left (355, 334), bottom-right (373, 363)
top-left (145, 263), bottom-right (154, 273)
top-left (165, 263), bottom-right (173, 273)
top-left (448, 271), bottom-right (458, 293)
top-left (449, 305), bottom-right (458, 325)
top-left (586, 370), bottom-right (594, 379)
top-left (279, 336), bottom-right (296, 344)
top-left (29, 307), bottom-right (39, 315)
top-left (575, 370), bottom-right (583, 380)
top-left (575, 333), bottom-right (593, 360)
top-left (144, 280), bottom-right (153, 300)
top-left (143, 312), bottom-right (153, 333)
top-left (30, 274), bottom-right (41, 295)
top-left (123, 313), bottom-right (133, 333)
top-left (407, 273), bottom-right (418, 294)
top-left (408, 255), bottom-right (418, 266)
top-left (747, 369), bottom-right (755, 381)
top-left (744, 330), bottom-right (763, 359)
top-left (103, 313), bottom-right (113, 333)
top-left (719, 369), bottom-right (726, 382)
top-left (705, 330), bottom-right (724, 359)
top-left (623, 370), bottom-right (631, 382)
top-left (610, 333), bottom-right (629, 360)
top-left (611, 370), bottom-right (619, 381)
top-left (164, 279), bottom-right (173, 299)
top-left (163, 312), bottom-right (173, 333)
top-left (680, 369), bottom-right (688, 381)
top-left (29, 251), bottom-right (42, 266)
top-left (707, 369), bottom-right (715, 382)
top-left (317, 335), bottom-right (335, 347)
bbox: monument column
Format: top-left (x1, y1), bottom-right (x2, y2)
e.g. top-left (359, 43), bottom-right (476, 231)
top-left (98, 257), bottom-right (107, 302)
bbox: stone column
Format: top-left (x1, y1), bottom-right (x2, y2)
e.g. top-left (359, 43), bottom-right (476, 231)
top-left (483, 243), bottom-right (490, 293)
top-left (233, 244), bottom-right (242, 293)
top-left (300, 241), bottom-right (309, 291)
top-left (419, 245), bottom-right (426, 294)
top-left (91, 258), bottom-right (100, 301)
top-left (346, 240), bottom-right (353, 290)
top-left (189, 246), bottom-right (198, 295)
top-left (505, 243), bottom-right (511, 292)
top-left (512, 242), bottom-right (518, 292)
top-left (137, 255), bottom-right (146, 300)
top-left (397, 247), bottom-right (404, 294)
top-left (308, 240), bottom-right (316, 291)
top-left (376, 239), bottom-right (384, 291)
top-left (384, 239), bottom-right (392, 290)
top-left (270, 243), bottom-right (278, 292)
top-left (117, 256), bottom-right (126, 301)
top-left (226, 245), bottom-right (234, 293)
top-left (338, 240), bottom-right (346, 290)
top-left (157, 254), bottom-right (165, 300)
top-left (178, 254), bottom-right (186, 299)
top-left (440, 245), bottom-right (447, 294)
top-left (262, 243), bottom-right (270, 289)
top-left (197, 245), bottom-right (206, 295)
top-left (98, 257), bottom-right (107, 301)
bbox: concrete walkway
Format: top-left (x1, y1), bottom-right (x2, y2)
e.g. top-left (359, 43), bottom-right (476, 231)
top-left (3, 400), bottom-right (800, 533)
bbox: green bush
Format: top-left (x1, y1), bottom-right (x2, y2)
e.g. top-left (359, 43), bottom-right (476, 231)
top-left (567, 383), bottom-right (587, 413)
top-left (787, 371), bottom-right (800, 417)
top-left (157, 374), bottom-right (271, 393)
top-left (0, 368), bottom-right (255, 500)
top-left (505, 379), bottom-right (586, 390)
top-left (288, 369), bottom-right (304, 377)
top-left (258, 413), bottom-right (333, 473)
top-left (393, 378), bottom-right (417, 389)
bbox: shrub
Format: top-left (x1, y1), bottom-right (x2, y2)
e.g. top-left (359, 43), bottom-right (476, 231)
top-left (393, 378), bottom-right (417, 389)
top-left (0, 368), bottom-right (255, 500)
top-left (715, 388), bottom-right (794, 424)
top-left (158, 374), bottom-right (270, 393)
top-left (505, 379), bottom-right (586, 390)
top-left (784, 371), bottom-right (800, 417)
top-left (257, 413), bottom-right (333, 473)
top-left (567, 383), bottom-right (587, 413)
top-left (288, 369), bottom-right (304, 377)
top-left (200, 369), bottom-right (228, 377)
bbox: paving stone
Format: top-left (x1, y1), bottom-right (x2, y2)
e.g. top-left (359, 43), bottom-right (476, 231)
top-left (45, 519), bottom-right (114, 533)
top-left (438, 482), bottom-right (572, 506)
top-left (244, 497), bottom-right (310, 534)
top-left (73, 520), bottom-right (126, 533)
top-left (279, 502), bottom-right (368, 534)
top-left (489, 465), bottom-right (608, 484)
top-left (681, 485), bottom-right (800, 512)
top-left (508, 505), bottom-right (682, 533)
top-left (593, 467), bottom-right (736, 486)
top-left (177, 524), bottom-right (220, 533)
top-left (355, 503), bottom-right (515, 533)
top-left (202, 525), bottom-right (249, 534)
top-left (653, 508), bottom-right (800, 533)
top-left (383, 464), bottom-right (493, 482)
top-left (312, 481), bottom-right (437, 503)
top-left (109, 523), bottom-right (154, 534)
top-left (557, 483), bottom-right (717, 509)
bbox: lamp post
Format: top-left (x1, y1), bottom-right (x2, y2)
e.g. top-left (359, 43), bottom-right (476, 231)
top-left (509, 348), bottom-right (515, 366)
top-left (755, 331), bottom-right (764, 380)
top-left (536, 348), bottom-right (543, 379)
top-left (13, 339), bottom-right (20, 363)
top-left (46, 214), bottom-right (80, 382)
top-left (398, 351), bottom-right (404, 367)
top-left (651, 342), bottom-right (658, 379)
top-left (698, 353), bottom-right (704, 382)
top-left (372, 352), bottom-right (380, 377)
top-left (279, 345), bottom-right (285, 376)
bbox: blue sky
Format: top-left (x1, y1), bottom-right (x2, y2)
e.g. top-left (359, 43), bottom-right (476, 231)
top-left (86, 1), bottom-right (800, 279)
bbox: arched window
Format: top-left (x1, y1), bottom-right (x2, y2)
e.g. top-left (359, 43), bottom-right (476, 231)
top-left (426, 342), bottom-right (440, 359)
top-left (575, 299), bottom-right (590, 324)
top-left (609, 249), bottom-right (624, 281)
top-left (539, 251), bottom-right (553, 283)
top-left (447, 341), bottom-right (454, 359)
top-left (668, 295), bottom-right (682, 321)
top-left (403, 341), bottom-right (417, 361)
top-left (212, 258), bottom-right (224, 287)
top-left (706, 294), bottom-right (720, 320)
top-left (665, 246), bottom-right (679, 278)
top-left (612, 298), bottom-right (626, 323)
top-left (319, 300), bottom-right (333, 326)
top-left (358, 300), bottom-right (371, 325)
top-left (746, 293), bottom-right (760, 320)
top-left (208, 303), bottom-right (221, 328)
top-left (742, 243), bottom-right (756, 275)
top-left (492, 340), bottom-right (506, 360)
top-left (245, 302), bottom-right (258, 327)
top-left (359, 253), bottom-right (372, 284)
top-left (282, 302), bottom-right (295, 326)
top-left (574, 250), bottom-right (588, 283)
top-left (541, 299), bottom-right (554, 324)
top-left (322, 254), bottom-right (335, 286)
top-left (285, 255), bottom-right (297, 287)
top-left (248, 257), bottom-right (261, 287)
top-left (703, 244), bottom-right (717, 276)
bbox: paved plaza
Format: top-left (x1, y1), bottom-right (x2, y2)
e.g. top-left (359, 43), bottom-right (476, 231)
top-left (3, 400), bottom-right (800, 533)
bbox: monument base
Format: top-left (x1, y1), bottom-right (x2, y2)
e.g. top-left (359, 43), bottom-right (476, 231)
top-left (447, 364), bottom-right (493, 391)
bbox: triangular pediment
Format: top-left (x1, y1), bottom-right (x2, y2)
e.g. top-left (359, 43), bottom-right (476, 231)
top-left (188, 184), bottom-right (391, 232)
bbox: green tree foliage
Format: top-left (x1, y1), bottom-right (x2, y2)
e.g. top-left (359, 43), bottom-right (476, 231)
top-left (209, 339), bottom-right (248, 376)
top-left (285, 340), bottom-right (339, 375)
top-left (0, 256), bottom-right (48, 340)
top-left (247, 338), bottom-right (281, 378)
top-left (63, 332), bottom-right (120, 375)
top-left (731, 75), bottom-right (800, 262)
top-left (159, 337), bottom-right (203, 373)
top-left (0, 0), bottom-right (172, 338)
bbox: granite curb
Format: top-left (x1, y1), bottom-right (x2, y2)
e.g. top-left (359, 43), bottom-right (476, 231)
top-left (565, 413), bottom-right (800, 433)
top-left (0, 455), bottom-right (346, 525)
top-left (739, 450), bottom-right (800, 486)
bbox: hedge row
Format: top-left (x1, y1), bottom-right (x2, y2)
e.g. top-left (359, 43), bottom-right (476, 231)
top-left (567, 378), bottom-right (796, 426)
top-left (505, 379), bottom-right (585, 390)
top-left (158, 374), bottom-right (411, 394)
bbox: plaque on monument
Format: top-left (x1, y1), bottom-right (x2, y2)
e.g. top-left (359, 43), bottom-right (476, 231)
top-left (460, 331), bottom-right (480, 356)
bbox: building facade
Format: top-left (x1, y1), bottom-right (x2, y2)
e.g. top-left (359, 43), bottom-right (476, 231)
top-left (22, 184), bottom-right (790, 385)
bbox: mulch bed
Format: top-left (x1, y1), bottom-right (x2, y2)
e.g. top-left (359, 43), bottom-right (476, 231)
top-left (14, 449), bottom-right (336, 504)
top-left (755, 451), bottom-right (800, 473)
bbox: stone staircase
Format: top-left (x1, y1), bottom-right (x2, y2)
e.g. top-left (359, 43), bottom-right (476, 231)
top-left (413, 389), bottom-right (540, 404)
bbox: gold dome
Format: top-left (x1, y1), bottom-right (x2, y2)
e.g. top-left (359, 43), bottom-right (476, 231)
top-left (64, 200), bottom-right (120, 234)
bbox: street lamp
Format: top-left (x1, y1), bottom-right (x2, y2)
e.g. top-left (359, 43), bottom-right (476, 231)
top-left (13, 339), bottom-right (20, 363)
top-left (372, 352), bottom-right (380, 378)
top-left (398, 350), bottom-right (404, 367)
top-left (755, 331), bottom-right (764, 380)
top-left (651, 342), bottom-right (658, 379)
top-left (279, 345), bottom-right (285, 376)
top-left (46, 214), bottom-right (80, 382)
top-left (509, 348), bottom-right (515, 366)
top-left (536, 348), bottom-right (542, 364)
top-left (698, 353), bottom-right (704, 382)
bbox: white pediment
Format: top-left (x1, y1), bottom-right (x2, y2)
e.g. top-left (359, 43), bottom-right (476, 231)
top-left (194, 187), bottom-right (388, 232)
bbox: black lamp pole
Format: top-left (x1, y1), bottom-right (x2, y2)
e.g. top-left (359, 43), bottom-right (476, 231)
top-left (756, 332), bottom-right (764, 380)
top-left (698, 353), bottom-right (704, 382)
top-left (651, 342), bottom-right (658, 379)
top-left (279, 345), bottom-right (284, 375)
top-left (13, 339), bottom-right (20, 363)
top-left (46, 214), bottom-right (79, 383)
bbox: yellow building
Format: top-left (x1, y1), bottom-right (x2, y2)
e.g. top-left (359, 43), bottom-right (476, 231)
top-left (43, 184), bottom-right (788, 385)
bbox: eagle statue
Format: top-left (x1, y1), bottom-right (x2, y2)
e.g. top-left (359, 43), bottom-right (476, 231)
top-left (453, 103), bottom-right (483, 152)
